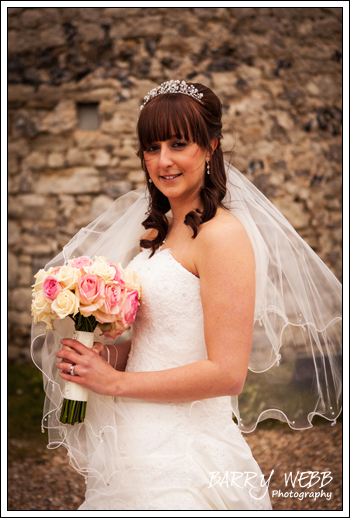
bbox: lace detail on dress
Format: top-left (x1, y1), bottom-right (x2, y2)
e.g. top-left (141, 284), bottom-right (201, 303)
top-left (78, 247), bottom-right (272, 510)
top-left (126, 248), bottom-right (206, 372)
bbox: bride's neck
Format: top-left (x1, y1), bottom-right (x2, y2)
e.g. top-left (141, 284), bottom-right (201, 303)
top-left (168, 196), bottom-right (202, 225)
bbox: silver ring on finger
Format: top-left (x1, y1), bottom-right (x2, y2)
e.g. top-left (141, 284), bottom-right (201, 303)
top-left (70, 365), bottom-right (75, 376)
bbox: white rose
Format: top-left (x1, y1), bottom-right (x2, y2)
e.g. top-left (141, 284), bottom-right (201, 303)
top-left (94, 256), bottom-right (108, 264)
top-left (123, 268), bottom-right (142, 299)
top-left (57, 266), bottom-right (81, 290)
top-left (51, 289), bottom-right (80, 319)
top-left (31, 291), bottom-right (55, 328)
top-left (84, 262), bottom-right (116, 282)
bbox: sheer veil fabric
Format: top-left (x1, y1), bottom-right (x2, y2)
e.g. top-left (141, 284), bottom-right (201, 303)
top-left (31, 161), bottom-right (342, 479)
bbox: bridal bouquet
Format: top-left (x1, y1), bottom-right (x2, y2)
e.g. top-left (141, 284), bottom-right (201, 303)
top-left (31, 255), bottom-right (141, 424)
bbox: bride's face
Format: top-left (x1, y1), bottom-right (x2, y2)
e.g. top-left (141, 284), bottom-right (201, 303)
top-left (143, 137), bottom-right (209, 202)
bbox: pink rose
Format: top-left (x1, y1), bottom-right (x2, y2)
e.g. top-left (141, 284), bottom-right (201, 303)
top-left (77, 273), bottom-right (105, 313)
top-left (93, 284), bottom-right (122, 323)
top-left (120, 290), bottom-right (139, 326)
top-left (109, 264), bottom-right (125, 287)
top-left (99, 321), bottom-right (126, 340)
top-left (43, 276), bottom-right (63, 302)
top-left (70, 256), bottom-right (93, 269)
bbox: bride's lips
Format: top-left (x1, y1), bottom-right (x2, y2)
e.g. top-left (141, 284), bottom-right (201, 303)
top-left (160, 173), bottom-right (182, 182)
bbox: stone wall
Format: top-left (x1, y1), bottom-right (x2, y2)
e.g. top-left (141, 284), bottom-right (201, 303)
top-left (8, 7), bottom-right (342, 361)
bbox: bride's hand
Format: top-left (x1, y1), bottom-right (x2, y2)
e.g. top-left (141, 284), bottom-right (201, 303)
top-left (56, 338), bottom-right (118, 397)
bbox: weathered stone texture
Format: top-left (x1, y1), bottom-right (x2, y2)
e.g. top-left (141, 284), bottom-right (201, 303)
top-left (8, 7), bottom-right (342, 359)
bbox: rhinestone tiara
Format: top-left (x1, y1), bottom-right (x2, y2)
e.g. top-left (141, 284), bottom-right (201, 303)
top-left (140, 79), bottom-right (203, 110)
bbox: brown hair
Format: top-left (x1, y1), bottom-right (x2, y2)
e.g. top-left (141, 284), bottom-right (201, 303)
top-left (137, 82), bottom-right (227, 256)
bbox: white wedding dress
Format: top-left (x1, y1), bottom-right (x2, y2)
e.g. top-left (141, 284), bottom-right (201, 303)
top-left (78, 247), bottom-right (272, 510)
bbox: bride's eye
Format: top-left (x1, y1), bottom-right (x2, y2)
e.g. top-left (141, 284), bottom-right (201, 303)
top-left (145, 145), bottom-right (159, 153)
top-left (172, 141), bottom-right (187, 149)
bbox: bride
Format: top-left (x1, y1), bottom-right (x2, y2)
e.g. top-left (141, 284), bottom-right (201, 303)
top-left (34, 81), bottom-right (342, 510)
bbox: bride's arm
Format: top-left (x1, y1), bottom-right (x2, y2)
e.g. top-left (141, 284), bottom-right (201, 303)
top-left (57, 216), bottom-right (255, 400)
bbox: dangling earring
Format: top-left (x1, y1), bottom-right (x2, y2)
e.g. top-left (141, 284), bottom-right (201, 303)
top-left (206, 160), bottom-right (210, 175)
top-left (149, 177), bottom-right (152, 183)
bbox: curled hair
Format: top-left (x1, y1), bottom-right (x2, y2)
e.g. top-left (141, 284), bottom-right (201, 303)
top-left (137, 83), bottom-right (227, 256)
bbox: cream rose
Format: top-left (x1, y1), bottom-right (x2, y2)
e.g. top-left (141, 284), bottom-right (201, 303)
top-left (57, 266), bottom-right (81, 290)
top-left (94, 256), bottom-right (108, 263)
top-left (31, 291), bottom-right (55, 328)
top-left (123, 268), bottom-right (142, 299)
top-left (51, 289), bottom-right (80, 319)
top-left (84, 261), bottom-right (116, 282)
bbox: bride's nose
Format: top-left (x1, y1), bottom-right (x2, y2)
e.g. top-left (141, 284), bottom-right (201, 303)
top-left (158, 144), bottom-right (173, 169)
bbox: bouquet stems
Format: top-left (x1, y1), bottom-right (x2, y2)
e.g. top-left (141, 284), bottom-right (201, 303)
top-left (59, 315), bottom-right (97, 425)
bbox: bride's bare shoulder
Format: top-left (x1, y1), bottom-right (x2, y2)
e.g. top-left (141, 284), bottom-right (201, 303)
top-left (195, 208), bottom-right (254, 278)
top-left (197, 208), bottom-right (252, 253)
top-left (200, 207), bottom-right (245, 234)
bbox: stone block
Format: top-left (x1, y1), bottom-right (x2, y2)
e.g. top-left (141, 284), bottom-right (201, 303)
top-left (21, 240), bottom-right (56, 256)
top-left (103, 7), bottom-right (142, 18)
top-left (8, 197), bottom-right (23, 219)
top-left (18, 264), bottom-right (33, 287)
top-left (109, 157), bottom-right (120, 167)
top-left (18, 170), bottom-right (35, 193)
top-left (8, 84), bottom-right (35, 105)
top-left (94, 149), bottom-right (111, 167)
top-left (36, 167), bottom-right (101, 194)
top-left (106, 181), bottom-right (133, 199)
top-left (66, 147), bottom-right (91, 166)
top-left (8, 30), bottom-right (36, 54)
top-left (329, 145), bottom-right (342, 163)
top-left (157, 30), bottom-right (190, 56)
top-left (99, 99), bottom-right (118, 117)
top-left (19, 254), bottom-right (33, 265)
top-left (20, 8), bottom-right (44, 28)
top-left (119, 156), bottom-right (142, 170)
top-left (8, 310), bottom-right (33, 328)
top-left (222, 133), bottom-right (235, 154)
top-left (73, 89), bottom-right (118, 104)
top-left (9, 287), bottom-right (32, 313)
top-left (127, 171), bottom-right (145, 183)
top-left (39, 26), bottom-right (66, 48)
top-left (8, 221), bottom-right (21, 247)
top-left (129, 79), bottom-right (158, 103)
top-left (8, 139), bottom-right (30, 157)
top-left (74, 130), bottom-right (116, 149)
top-left (274, 198), bottom-right (310, 230)
top-left (78, 23), bottom-right (105, 42)
top-left (8, 253), bottom-right (19, 288)
top-left (8, 154), bottom-right (19, 176)
top-left (22, 151), bottom-right (47, 171)
top-left (100, 111), bottom-right (137, 134)
top-left (324, 179), bottom-right (342, 199)
top-left (90, 195), bottom-right (114, 219)
top-left (325, 199), bottom-right (342, 211)
top-left (48, 152), bottom-right (65, 169)
top-left (113, 141), bottom-right (138, 158)
top-left (41, 100), bottom-right (77, 134)
top-left (58, 195), bottom-right (76, 218)
top-left (31, 134), bottom-right (73, 152)
top-left (17, 194), bottom-right (46, 219)
top-left (27, 85), bottom-right (63, 109)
